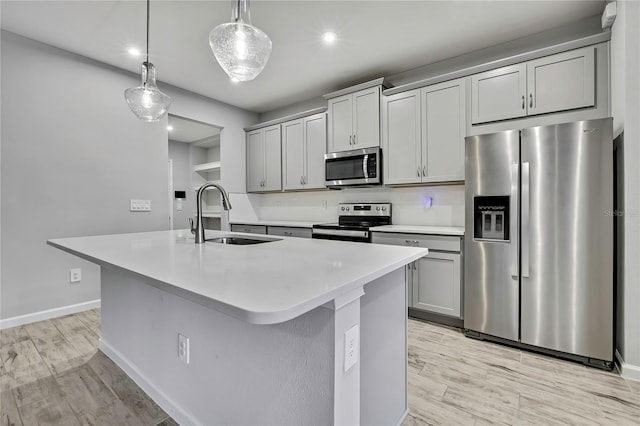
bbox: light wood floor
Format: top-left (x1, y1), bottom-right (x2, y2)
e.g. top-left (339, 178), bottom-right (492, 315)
top-left (1, 310), bottom-right (639, 425)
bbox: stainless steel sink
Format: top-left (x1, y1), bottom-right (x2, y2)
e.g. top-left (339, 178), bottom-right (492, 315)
top-left (206, 236), bottom-right (281, 245)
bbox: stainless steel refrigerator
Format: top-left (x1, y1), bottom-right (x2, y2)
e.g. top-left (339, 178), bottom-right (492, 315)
top-left (464, 118), bottom-right (613, 368)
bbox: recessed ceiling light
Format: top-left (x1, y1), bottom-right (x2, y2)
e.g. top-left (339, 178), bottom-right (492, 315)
top-left (322, 32), bottom-right (337, 44)
top-left (167, 125), bottom-right (174, 131)
top-left (128, 47), bottom-right (141, 57)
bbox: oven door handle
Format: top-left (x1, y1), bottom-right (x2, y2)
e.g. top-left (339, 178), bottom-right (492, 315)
top-left (312, 229), bottom-right (369, 239)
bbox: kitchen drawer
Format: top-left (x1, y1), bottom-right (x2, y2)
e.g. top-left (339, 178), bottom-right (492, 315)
top-left (230, 224), bottom-right (267, 235)
top-left (267, 226), bottom-right (312, 239)
top-left (372, 232), bottom-right (461, 252)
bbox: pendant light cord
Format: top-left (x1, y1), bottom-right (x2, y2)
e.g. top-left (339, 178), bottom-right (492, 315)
top-left (146, 0), bottom-right (150, 65)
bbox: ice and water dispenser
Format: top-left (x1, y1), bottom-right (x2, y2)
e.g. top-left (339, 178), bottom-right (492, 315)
top-left (473, 196), bottom-right (510, 241)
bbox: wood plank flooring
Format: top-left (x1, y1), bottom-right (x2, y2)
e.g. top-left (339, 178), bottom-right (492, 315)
top-left (1, 309), bottom-right (175, 426)
top-left (1, 310), bottom-right (639, 425)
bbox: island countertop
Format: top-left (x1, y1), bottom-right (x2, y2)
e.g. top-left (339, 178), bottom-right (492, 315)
top-left (48, 230), bottom-right (427, 325)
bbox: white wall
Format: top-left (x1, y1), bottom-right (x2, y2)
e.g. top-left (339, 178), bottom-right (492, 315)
top-left (611, 0), bottom-right (640, 379)
top-left (168, 140), bottom-right (191, 230)
top-left (0, 31), bottom-right (257, 322)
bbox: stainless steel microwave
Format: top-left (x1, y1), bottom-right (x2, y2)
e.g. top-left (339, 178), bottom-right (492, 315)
top-left (324, 147), bottom-right (381, 188)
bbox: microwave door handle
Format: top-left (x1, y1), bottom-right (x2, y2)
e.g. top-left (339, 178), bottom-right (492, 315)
top-left (362, 154), bottom-right (369, 178)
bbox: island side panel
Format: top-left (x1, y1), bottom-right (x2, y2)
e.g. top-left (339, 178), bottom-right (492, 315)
top-left (360, 267), bottom-right (408, 425)
top-left (99, 267), bottom-right (335, 426)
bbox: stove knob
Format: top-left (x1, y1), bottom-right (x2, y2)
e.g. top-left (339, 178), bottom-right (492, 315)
top-left (341, 207), bottom-right (345, 211)
top-left (346, 207), bottom-right (350, 211)
top-left (382, 207), bottom-right (387, 211)
top-left (376, 206), bottom-right (381, 211)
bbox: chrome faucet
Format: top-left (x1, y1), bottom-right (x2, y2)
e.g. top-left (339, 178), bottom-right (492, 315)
top-left (191, 182), bottom-right (232, 244)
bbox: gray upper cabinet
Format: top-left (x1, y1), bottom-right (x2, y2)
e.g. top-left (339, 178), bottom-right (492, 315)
top-left (282, 113), bottom-right (326, 191)
top-left (246, 124), bottom-right (282, 192)
top-left (471, 63), bottom-right (527, 124)
top-left (382, 89), bottom-right (421, 185)
top-left (383, 78), bottom-right (465, 185)
top-left (472, 46), bottom-right (596, 124)
top-left (328, 87), bottom-right (381, 152)
top-left (422, 81), bottom-right (466, 182)
top-left (526, 47), bottom-right (595, 116)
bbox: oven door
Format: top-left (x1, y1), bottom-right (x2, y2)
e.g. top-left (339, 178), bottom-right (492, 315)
top-left (324, 147), bottom-right (380, 188)
top-left (311, 228), bottom-right (370, 243)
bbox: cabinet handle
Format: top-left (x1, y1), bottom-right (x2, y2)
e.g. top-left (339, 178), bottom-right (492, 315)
top-left (300, 176), bottom-right (303, 184)
top-left (413, 262), bottom-right (417, 270)
top-left (422, 165), bottom-right (426, 177)
top-left (284, 231), bottom-right (292, 236)
top-left (349, 135), bottom-right (353, 145)
top-left (417, 166), bottom-right (420, 177)
top-left (529, 93), bottom-right (533, 108)
top-left (405, 240), bottom-right (420, 245)
top-left (353, 134), bottom-right (357, 145)
top-left (522, 95), bottom-right (525, 110)
top-left (303, 176), bottom-right (307, 184)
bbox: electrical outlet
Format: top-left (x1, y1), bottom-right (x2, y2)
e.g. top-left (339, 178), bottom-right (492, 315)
top-left (130, 199), bottom-right (151, 212)
top-left (178, 334), bottom-right (190, 364)
top-left (70, 268), bottom-right (82, 283)
top-left (344, 324), bottom-right (359, 372)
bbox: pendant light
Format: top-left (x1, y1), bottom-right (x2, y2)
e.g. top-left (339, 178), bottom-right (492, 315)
top-left (209, 0), bottom-right (272, 82)
top-left (124, 0), bottom-right (171, 122)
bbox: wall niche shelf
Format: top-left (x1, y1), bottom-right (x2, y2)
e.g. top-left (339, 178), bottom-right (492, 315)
top-left (193, 161), bottom-right (221, 173)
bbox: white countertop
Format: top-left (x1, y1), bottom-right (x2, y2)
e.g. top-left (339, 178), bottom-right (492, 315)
top-left (48, 230), bottom-right (427, 325)
top-left (371, 225), bottom-right (465, 236)
top-left (231, 220), bottom-right (320, 228)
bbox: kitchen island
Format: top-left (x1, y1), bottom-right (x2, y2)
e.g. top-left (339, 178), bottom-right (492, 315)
top-left (48, 230), bottom-right (428, 426)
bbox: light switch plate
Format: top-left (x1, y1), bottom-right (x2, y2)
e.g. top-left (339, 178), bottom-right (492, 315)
top-left (130, 199), bottom-right (151, 212)
top-left (344, 324), bottom-right (359, 372)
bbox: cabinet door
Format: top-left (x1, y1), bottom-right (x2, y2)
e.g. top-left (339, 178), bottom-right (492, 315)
top-left (527, 46), bottom-right (595, 116)
top-left (353, 87), bottom-right (380, 148)
top-left (423, 80), bottom-right (466, 182)
top-left (471, 63), bottom-right (526, 124)
top-left (263, 125), bottom-right (282, 191)
top-left (327, 94), bottom-right (353, 152)
top-left (282, 119), bottom-right (304, 190)
top-left (246, 130), bottom-right (264, 193)
top-left (382, 90), bottom-right (422, 185)
top-left (303, 113), bottom-right (327, 189)
top-left (412, 252), bottom-right (461, 318)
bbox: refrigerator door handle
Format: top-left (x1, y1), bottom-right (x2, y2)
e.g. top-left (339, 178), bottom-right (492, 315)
top-left (511, 162), bottom-right (519, 277)
top-left (522, 162), bottom-right (530, 277)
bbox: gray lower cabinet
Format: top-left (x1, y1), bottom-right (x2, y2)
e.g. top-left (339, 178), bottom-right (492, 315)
top-left (230, 224), bottom-right (267, 234)
top-left (411, 252), bottom-right (461, 317)
top-left (372, 232), bottom-right (463, 319)
top-left (267, 226), bottom-right (312, 239)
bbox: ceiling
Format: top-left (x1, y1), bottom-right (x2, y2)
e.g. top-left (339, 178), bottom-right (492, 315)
top-left (168, 115), bottom-right (221, 147)
top-left (1, 1), bottom-right (605, 114)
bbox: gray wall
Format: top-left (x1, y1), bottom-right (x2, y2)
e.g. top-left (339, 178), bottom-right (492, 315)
top-left (168, 140), bottom-right (192, 230)
top-left (0, 31), bottom-right (257, 321)
top-left (611, 0), bottom-right (640, 376)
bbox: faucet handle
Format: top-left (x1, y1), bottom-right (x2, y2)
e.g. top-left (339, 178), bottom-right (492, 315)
top-left (189, 218), bottom-right (196, 235)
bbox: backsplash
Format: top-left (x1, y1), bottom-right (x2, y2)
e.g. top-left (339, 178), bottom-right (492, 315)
top-left (229, 185), bottom-right (465, 226)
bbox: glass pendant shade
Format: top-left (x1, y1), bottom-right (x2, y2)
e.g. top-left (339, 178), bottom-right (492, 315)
top-left (209, 0), bottom-right (272, 82)
top-left (125, 62), bottom-right (171, 122)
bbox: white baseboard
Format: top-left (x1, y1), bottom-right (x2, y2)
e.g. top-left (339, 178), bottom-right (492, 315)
top-left (0, 299), bottom-right (101, 330)
top-left (615, 349), bottom-right (640, 382)
top-left (99, 339), bottom-right (201, 426)
top-left (395, 408), bottom-right (410, 426)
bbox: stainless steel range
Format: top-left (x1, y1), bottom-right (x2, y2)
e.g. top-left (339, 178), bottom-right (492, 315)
top-left (312, 203), bottom-right (391, 243)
